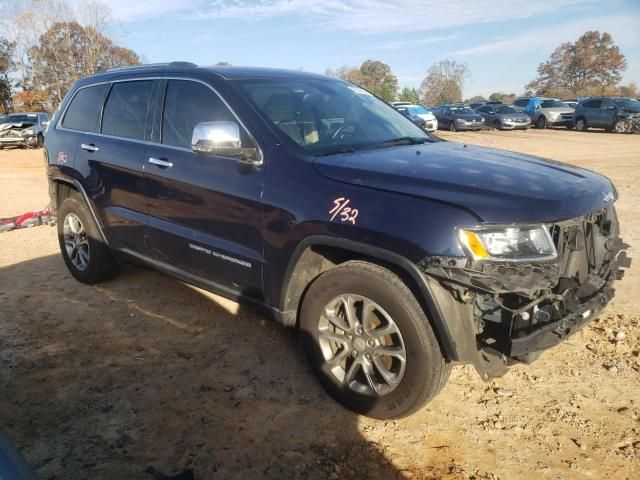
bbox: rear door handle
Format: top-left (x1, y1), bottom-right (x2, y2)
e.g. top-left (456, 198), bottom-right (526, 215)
top-left (148, 157), bottom-right (173, 168)
top-left (80, 143), bottom-right (99, 152)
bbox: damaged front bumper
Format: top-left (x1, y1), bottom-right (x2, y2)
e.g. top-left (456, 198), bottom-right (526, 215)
top-left (419, 205), bottom-right (631, 379)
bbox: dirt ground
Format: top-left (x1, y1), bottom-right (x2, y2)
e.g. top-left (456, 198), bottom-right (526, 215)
top-left (0, 129), bottom-right (639, 480)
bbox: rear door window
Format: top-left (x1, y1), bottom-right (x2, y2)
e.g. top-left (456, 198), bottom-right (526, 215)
top-left (61, 84), bottom-right (107, 132)
top-left (600, 99), bottom-right (615, 109)
top-left (583, 100), bottom-right (601, 109)
top-left (101, 80), bottom-right (154, 140)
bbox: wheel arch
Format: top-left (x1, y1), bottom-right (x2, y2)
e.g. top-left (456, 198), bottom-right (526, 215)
top-left (280, 235), bottom-right (461, 361)
top-left (49, 174), bottom-right (109, 245)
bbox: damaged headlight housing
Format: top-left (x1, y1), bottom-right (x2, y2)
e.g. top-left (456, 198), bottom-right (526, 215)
top-left (458, 225), bottom-right (557, 261)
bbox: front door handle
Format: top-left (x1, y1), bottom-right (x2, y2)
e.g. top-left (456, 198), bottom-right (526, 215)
top-left (148, 157), bottom-right (173, 168)
top-left (80, 143), bottom-right (99, 152)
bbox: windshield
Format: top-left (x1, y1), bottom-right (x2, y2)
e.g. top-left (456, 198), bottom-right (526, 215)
top-left (407, 106), bottom-right (431, 115)
top-left (235, 79), bottom-right (430, 155)
top-left (615, 99), bottom-right (640, 110)
top-left (3, 114), bottom-right (37, 125)
top-left (450, 106), bottom-right (475, 115)
top-left (540, 100), bottom-right (567, 108)
top-left (494, 105), bottom-right (517, 114)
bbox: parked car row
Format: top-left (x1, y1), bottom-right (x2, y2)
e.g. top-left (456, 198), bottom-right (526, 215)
top-left (391, 95), bottom-right (639, 135)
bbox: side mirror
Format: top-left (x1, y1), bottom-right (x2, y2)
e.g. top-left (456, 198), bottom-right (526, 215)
top-left (191, 121), bottom-right (261, 165)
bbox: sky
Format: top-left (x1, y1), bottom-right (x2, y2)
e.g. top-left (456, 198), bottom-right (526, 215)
top-left (76, 0), bottom-right (639, 98)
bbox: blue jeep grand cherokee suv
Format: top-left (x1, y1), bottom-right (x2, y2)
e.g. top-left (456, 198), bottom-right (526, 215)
top-left (45, 63), bottom-right (630, 418)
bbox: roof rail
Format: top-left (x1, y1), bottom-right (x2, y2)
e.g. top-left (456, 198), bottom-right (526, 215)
top-left (104, 61), bottom-right (197, 73)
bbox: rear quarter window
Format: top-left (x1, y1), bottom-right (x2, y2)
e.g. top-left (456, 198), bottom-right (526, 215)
top-left (61, 84), bottom-right (107, 132)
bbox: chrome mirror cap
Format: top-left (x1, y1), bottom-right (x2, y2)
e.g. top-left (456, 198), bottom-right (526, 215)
top-left (191, 121), bottom-right (261, 165)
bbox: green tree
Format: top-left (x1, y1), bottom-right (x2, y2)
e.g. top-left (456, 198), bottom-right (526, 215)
top-left (526, 31), bottom-right (627, 97)
top-left (398, 87), bottom-right (420, 104)
top-left (420, 59), bottom-right (470, 105)
top-left (0, 38), bottom-right (15, 113)
top-left (358, 60), bottom-right (398, 101)
top-left (326, 60), bottom-right (399, 101)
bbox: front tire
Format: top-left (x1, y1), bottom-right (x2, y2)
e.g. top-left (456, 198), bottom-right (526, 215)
top-left (300, 261), bottom-right (450, 419)
top-left (449, 121), bottom-right (457, 132)
top-left (614, 118), bottom-right (629, 133)
top-left (575, 117), bottom-right (587, 131)
top-left (494, 120), bottom-right (501, 130)
top-left (57, 195), bottom-right (120, 284)
top-left (537, 116), bottom-right (547, 129)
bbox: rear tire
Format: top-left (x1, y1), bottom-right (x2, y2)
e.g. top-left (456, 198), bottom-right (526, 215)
top-left (300, 261), bottom-right (450, 419)
top-left (536, 116), bottom-right (547, 129)
top-left (57, 195), bottom-right (120, 284)
top-left (36, 133), bottom-right (44, 148)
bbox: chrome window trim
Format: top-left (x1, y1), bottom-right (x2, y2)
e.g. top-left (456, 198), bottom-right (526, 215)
top-left (56, 76), bottom-right (263, 165)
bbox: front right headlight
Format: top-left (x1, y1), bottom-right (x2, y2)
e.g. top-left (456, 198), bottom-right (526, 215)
top-left (457, 225), bottom-right (557, 262)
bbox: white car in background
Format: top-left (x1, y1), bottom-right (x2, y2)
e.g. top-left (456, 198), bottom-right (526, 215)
top-left (391, 102), bottom-right (439, 132)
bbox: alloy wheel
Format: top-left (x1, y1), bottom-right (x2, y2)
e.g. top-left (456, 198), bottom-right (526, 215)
top-left (63, 213), bottom-right (90, 271)
top-left (614, 119), bottom-right (629, 133)
top-left (317, 294), bottom-right (407, 397)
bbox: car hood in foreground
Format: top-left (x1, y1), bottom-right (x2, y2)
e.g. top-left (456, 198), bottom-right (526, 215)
top-left (313, 141), bottom-right (614, 224)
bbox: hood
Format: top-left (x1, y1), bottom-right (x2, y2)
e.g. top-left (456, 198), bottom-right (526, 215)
top-left (415, 113), bottom-right (436, 121)
top-left (313, 142), bottom-right (614, 224)
top-left (0, 122), bottom-right (34, 131)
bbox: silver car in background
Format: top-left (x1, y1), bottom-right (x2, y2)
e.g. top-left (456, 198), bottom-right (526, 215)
top-left (475, 104), bottom-right (531, 130)
top-left (512, 97), bottom-right (574, 129)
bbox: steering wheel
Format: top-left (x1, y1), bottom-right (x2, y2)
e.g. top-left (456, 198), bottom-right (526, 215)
top-left (331, 122), bottom-right (359, 140)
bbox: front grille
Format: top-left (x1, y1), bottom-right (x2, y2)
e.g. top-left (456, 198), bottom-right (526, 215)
top-left (561, 113), bottom-right (573, 120)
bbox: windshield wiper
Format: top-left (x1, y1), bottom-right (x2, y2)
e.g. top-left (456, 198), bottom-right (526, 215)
top-left (315, 147), bottom-right (358, 157)
top-left (377, 137), bottom-right (430, 147)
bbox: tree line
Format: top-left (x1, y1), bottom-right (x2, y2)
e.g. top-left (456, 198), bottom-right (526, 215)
top-left (0, 0), bottom-right (139, 113)
top-left (326, 31), bottom-right (635, 106)
top-left (0, 8), bottom-right (636, 115)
